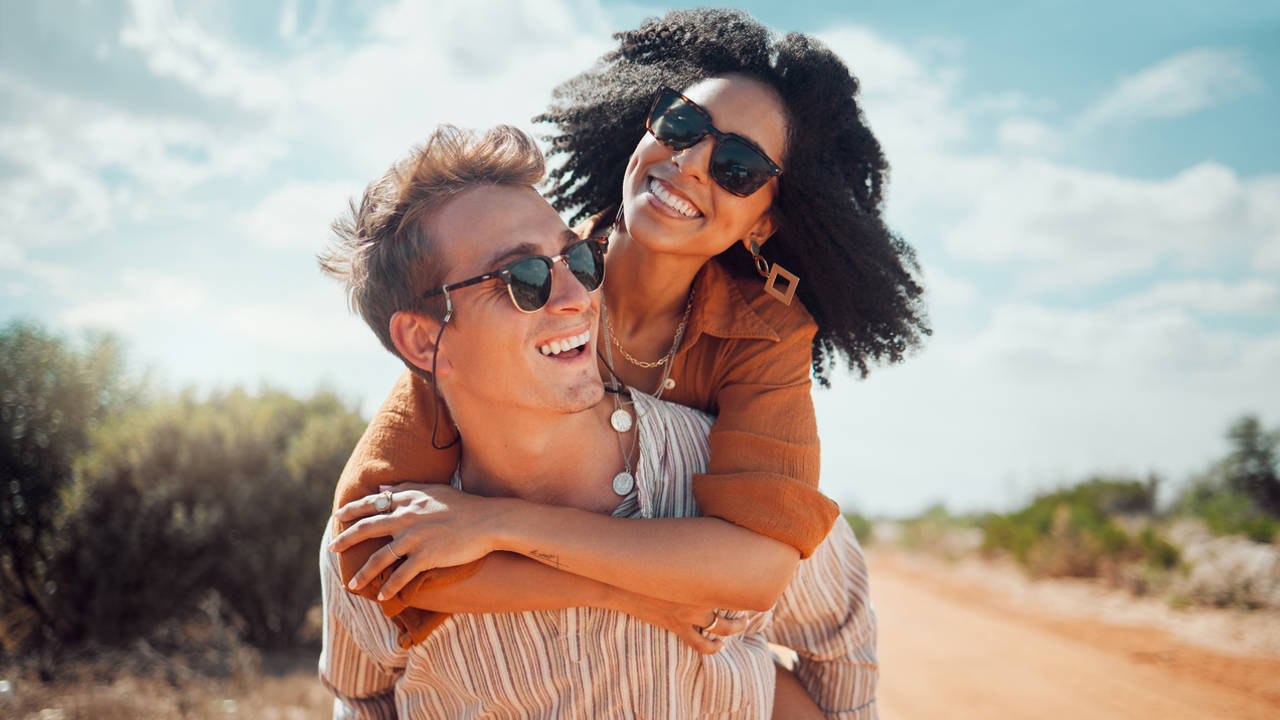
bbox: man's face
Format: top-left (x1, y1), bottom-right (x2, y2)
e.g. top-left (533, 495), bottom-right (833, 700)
top-left (429, 184), bottom-right (604, 417)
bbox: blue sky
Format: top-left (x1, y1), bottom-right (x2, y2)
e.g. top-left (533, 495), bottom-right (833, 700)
top-left (2, 0), bottom-right (1277, 516)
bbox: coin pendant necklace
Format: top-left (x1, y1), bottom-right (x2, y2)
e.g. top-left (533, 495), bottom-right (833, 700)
top-left (601, 296), bottom-right (637, 496)
top-left (609, 392), bottom-right (635, 496)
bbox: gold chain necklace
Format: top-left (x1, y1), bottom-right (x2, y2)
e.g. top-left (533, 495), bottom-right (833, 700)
top-left (603, 288), bottom-right (694, 369)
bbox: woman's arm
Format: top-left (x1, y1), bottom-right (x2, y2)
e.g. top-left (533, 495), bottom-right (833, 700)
top-left (330, 370), bottom-right (468, 633)
top-left (404, 550), bottom-right (747, 653)
top-left (671, 266), bottom-right (841, 560)
top-left (333, 484), bottom-right (798, 611)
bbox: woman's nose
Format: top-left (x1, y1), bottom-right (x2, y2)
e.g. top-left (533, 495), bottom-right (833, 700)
top-left (671, 136), bottom-right (714, 185)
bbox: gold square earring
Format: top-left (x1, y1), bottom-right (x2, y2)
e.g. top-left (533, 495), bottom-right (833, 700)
top-left (748, 241), bottom-right (799, 306)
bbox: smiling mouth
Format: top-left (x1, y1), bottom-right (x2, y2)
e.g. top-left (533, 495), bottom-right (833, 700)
top-left (648, 177), bottom-right (701, 218)
top-left (539, 330), bottom-right (591, 359)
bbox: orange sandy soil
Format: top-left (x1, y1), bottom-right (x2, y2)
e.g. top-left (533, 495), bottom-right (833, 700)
top-left (870, 549), bottom-right (1280, 719)
top-left (7, 551), bottom-right (1279, 719)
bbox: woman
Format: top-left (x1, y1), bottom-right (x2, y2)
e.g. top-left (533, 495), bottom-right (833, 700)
top-left (330, 7), bottom-right (926, 715)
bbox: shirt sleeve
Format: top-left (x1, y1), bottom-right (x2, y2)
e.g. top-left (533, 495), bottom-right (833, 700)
top-left (690, 308), bottom-right (840, 558)
top-left (332, 369), bottom-right (484, 645)
top-left (320, 523), bottom-right (408, 720)
top-left (765, 519), bottom-right (879, 719)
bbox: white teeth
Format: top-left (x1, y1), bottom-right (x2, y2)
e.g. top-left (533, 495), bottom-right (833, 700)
top-left (649, 178), bottom-right (699, 218)
top-left (538, 331), bottom-right (591, 357)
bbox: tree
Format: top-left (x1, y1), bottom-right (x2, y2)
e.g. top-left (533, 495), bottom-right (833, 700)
top-left (1178, 415), bottom-right (1280, 543)
top-left (1223, 415), bottom-right (1280, 517)
top-left (0, 321), bottom-right (141, 646)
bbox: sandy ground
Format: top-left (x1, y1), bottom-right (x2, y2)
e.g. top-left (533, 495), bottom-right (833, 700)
top-left (869, 549), bottom-right (1280, 720)
top-left (10, 551), bottom-right (1280, 718)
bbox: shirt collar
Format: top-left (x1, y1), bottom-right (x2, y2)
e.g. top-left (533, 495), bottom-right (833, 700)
top-left (681, 260), bottom-right (780, 351)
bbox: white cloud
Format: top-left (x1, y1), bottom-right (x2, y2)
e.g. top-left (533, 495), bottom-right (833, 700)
top-left (215, 301), bottom-right (371, 352)
top-left (0, 70), bottom-right (286, 247)
top-left (242, 180), bottom-right (360, 249)
top-left (996, 117), bottom-right (1060, 155)
top-left (922, 264), bottom-right (978, 309)
top-left (287, 0), bottom-right (612, 169)
top-left (938, 160), bottom-right (1280, 289)
top-left (1117, 279), bottom-right (1280, 315)
top-left (961, 303), bottom-right (1250, 378)
top-left (817, 25), bottom-right (963, 163)
top-left (1247, 176), bottom-right (1280, 271)
top-left (0, 241), bottom-right (78, 297)
top-left (1079, 47), bottom-right (1261, 128)
top-left (59, 269), bottom-right (208, 332)
top-left (120, 0), bottom-right (287, 112)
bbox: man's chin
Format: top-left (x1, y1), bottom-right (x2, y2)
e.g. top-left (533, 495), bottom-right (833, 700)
top-left (538, 375), bottom-right (604, 417)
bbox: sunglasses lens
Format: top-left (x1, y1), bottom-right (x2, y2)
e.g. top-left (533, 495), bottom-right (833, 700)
top-left (649, 93), bottom-right (707, 150)
top-left (505, 257), bottom-right (553, 311)
top-left (565, 240), bottom-right (605, 291)
top-left (711, 139), bottom-right (773, 197)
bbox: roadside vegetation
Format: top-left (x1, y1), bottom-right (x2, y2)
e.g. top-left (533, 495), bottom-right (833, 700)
top-left (860, 416), bottom-right (1280, 611)
top-left (1, 321), bottom-right (358, 716)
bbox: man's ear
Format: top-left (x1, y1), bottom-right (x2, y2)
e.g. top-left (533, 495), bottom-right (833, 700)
top-left (740, 209), bottom-right (779, 253)
top-left (389, 310), bottom-right (452, 377)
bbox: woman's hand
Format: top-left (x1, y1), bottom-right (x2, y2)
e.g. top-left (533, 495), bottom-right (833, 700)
top-left (329, 482), bottom-right (513, 599)
top-left (619, 594), bottom-right (749, 655)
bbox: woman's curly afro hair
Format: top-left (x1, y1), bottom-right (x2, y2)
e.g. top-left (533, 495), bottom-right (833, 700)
top-left (535, 8), bottom-right (930, 384)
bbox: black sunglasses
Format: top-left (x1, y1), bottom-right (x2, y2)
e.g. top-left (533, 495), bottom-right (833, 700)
top-left (646, 86), bottom-right (783, 197)
top-left (422, 237), bottom-right (606, 314)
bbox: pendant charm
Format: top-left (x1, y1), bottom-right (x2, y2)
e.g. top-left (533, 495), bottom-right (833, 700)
top-left (612, 471), bottom-right (635, 496)
top-left (663, 377), bottom-right (676, 390)
top-left (610, 408), bottom-right (633, 433)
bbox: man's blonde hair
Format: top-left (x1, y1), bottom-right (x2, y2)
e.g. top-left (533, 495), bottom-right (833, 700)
top-left (319, 125), bottom-right (545, 365)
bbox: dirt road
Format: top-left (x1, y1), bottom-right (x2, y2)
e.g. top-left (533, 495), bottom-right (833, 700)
top-left (869, 551), bottom-right (1280, 719)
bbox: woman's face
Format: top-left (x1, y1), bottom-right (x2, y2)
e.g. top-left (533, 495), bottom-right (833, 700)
top-left (620, 75), bottom-right (788, 261)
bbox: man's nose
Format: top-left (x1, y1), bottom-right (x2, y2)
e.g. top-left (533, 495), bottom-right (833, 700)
top-left (545, 258), bottom-right (592, 312)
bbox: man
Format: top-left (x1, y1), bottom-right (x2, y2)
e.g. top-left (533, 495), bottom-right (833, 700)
top-left (317, 124), bottom-right (876, 718)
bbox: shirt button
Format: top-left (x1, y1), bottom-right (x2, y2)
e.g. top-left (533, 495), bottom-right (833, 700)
top-left (663, 377), bottom-right (676, 390)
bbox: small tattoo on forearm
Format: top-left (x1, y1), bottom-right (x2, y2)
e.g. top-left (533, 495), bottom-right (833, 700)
top-left (529, 549), bottom-right (564, 569)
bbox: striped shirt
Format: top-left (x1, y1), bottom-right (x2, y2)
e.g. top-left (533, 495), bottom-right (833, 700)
top-left (319, 391), bottom-right (877, 719)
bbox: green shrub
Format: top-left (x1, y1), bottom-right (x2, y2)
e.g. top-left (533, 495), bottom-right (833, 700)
top-left (1181, 483), bottom-right (1278, 543)
top-left (53, 388), bottom-right (365, 649)
top-left (980, 477), bottom-right (1159, 578)
top-left (1136, 526), bottom-right (1181, 570)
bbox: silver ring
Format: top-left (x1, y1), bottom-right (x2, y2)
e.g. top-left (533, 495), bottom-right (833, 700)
top-left (373, 490), bottom-right (393, 513)
top-left (388, 545), bottom-right (405, 561)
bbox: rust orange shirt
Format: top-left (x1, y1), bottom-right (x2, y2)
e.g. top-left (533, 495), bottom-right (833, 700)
top-left (333, 254), bottom-right (840, 646)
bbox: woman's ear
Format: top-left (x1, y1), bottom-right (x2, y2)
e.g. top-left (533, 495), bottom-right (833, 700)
top-left (389, 310), bottom-right (451, 377)
top-left (741, 209), bottom-right (779, 252)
